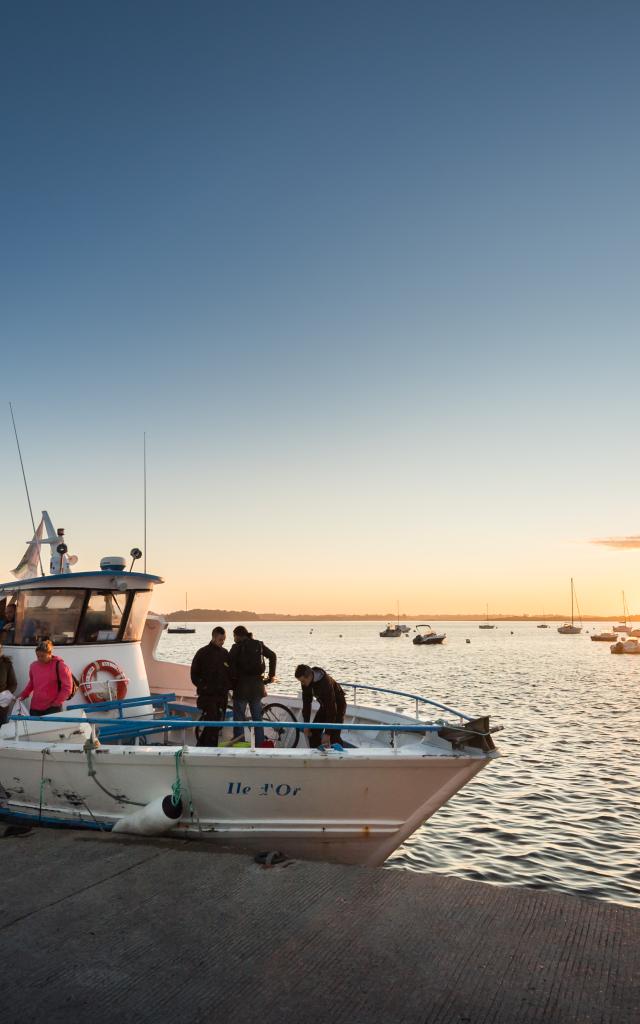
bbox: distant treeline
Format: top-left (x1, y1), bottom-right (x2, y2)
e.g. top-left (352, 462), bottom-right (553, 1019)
top-left (160, 608), bottom-right (638, 622)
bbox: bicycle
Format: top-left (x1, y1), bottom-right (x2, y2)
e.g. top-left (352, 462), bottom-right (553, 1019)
top-left (195, 698), bottom-right (300, 748)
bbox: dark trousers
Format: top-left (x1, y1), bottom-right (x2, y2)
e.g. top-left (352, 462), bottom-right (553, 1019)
top-left (232, 696), bottom-right (265, 746)
top-left (197, 696), bottom-right (228, 747)
top-left (309, 696), bottom-right (347, 748)
top-left (30, 705), bottom-right (62, 717)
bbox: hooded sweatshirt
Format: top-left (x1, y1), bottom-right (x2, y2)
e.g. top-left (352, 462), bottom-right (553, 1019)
top-left (20, 656), bottom-right (74, 711)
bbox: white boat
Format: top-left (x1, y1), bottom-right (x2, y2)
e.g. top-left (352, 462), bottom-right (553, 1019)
top-left (380, 602), bottom-right (410, 637)
top-left (413, 625), bottom-right (446, 645)
top-left (379, 623), bottom-right (402, 637)
top-left (611, 637), bottom-right (640, 655)
top-left (0, 513), bottom-right (500, 866)
top-left (557, 579), bottom-right (582, 634)
top-left (478, 604), bottom-right (495, 629)
top-left (591, 631), bottom-right (618, 642)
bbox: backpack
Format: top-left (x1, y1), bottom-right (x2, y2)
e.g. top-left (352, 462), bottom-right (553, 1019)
top-left (237, 638), bottom-right (265, 677)
top-left (56, 658), bottom-right (79, 702)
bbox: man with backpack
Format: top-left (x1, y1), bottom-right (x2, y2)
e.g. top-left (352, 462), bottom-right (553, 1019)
top-left (229, 625), bottom-right (276, 746)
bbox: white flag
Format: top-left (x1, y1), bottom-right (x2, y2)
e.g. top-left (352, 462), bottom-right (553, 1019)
top-left (11, 518), bottom-right (44, 579)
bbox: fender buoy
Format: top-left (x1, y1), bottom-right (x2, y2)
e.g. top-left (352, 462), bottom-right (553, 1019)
top-left (80, 660), bottom-right (128, 703)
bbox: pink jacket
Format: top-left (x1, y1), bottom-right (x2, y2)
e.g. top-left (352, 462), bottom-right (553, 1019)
top-left (20, 656), bottom-right (74, 711)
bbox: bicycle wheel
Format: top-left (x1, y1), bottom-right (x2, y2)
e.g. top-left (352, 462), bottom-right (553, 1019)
top-left (262, 702), bottom-right (299, 748)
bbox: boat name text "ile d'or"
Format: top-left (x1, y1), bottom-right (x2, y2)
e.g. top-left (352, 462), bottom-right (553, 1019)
top-left (226, 781), bottom-right (302, 797)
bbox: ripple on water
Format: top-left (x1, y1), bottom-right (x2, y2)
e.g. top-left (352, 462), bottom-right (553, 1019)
top-left (159, 619), bottom-right (640, 908)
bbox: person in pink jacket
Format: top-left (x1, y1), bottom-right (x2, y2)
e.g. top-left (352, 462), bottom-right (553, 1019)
top-left (18, 639), bottom-right (74, 716)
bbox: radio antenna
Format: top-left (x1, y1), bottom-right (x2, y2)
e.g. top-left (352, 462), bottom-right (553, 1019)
top-left (143, 431), bottom-right (147, 573)
top-left (9, 402), bottom-right (45, 576)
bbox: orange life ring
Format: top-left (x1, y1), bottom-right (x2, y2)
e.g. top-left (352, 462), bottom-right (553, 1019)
top-left (80, 659), bottom-right (128, 703)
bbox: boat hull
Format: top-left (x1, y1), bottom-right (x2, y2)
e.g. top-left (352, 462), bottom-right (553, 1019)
top-left (0, 741), bottom-right (491, 866)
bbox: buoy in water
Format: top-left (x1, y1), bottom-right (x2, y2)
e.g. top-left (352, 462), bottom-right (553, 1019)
top-left (466, 638), bottom-right (471, 644)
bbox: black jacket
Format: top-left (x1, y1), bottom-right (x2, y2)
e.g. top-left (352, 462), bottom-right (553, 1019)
top-left (301, 667), bottom-right (346, 723)
top-left (0, 655), bottom-right (17, 726)
top-left (190, 643), bottom-right (230, 701)
top-left (229, 636), bottom-right (276, 702)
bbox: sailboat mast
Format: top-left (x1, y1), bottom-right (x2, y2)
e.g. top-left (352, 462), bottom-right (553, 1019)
top-left (571, 578), bottom-right (574, 626)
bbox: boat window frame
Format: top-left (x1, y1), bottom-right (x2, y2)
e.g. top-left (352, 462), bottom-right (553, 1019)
top-left (74, 588), bottom-right (135, 644)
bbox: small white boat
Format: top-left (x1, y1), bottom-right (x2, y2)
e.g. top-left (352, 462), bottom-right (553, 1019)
top-left (413, 625), bottom-right (446, 645)
top-left (380, 602), bottom-right (409, 637)
top-left (380, 623), bottom-right (402, 637)
top-left (557, 578), bottom-right (582, 634)
top-left (591, 631), bottom-right (618, 642)
top-left (0, 513), bottom-right (500, 867)
top-left (611, 637), bottom-right (640, 655)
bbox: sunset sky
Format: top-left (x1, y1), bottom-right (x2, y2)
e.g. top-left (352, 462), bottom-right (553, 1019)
top-left (2, 2), bottom-right (640, 616)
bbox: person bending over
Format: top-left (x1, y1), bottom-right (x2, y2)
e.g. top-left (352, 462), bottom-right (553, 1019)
top-left (190, 626), bottom-right (231, 747)
top-left (295, 664), bottom-right (347, 748)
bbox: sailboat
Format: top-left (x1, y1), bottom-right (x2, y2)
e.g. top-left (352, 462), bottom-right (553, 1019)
top-left (557, 579), bottom-right (582, 634)
top-left (537, 608), bottom-right (549, 628)
top-left (380, 601), bottom-right (410, 637)
top-left (613, 591), bottom-right (630, 633)
top-left (478, 603), bottom-right (496, 629)
top-left (167, 592), bottom-right (196, 634)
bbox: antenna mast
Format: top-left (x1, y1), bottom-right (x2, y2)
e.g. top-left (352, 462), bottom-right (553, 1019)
top-left (143, 432), bottom-right (147, 573)
top-left (9, 402), bottom-right (44, 576)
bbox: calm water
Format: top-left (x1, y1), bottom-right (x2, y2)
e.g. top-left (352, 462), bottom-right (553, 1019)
top-left (158, 620), bottom-right (640, 908)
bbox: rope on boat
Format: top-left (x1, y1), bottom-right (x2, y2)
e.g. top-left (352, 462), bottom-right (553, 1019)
top-left (171, 749), bottom-right (183, 808)
top-left (38, 749), bottom-right (49, 824)
top-left (83, 736), bottom-right (145, 807)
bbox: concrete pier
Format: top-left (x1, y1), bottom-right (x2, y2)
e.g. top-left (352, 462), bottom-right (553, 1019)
top-left (0, 828), bottom-right (637, 1023)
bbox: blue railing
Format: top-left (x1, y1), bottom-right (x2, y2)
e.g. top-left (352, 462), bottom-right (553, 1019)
top-left (67, 693), bottom-right (176, 718)
top-left (338, 681), bottom-right (473, 723)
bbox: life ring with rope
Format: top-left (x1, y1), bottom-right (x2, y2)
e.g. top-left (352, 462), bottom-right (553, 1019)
top-left (80, 659), bottom-right (128, 703)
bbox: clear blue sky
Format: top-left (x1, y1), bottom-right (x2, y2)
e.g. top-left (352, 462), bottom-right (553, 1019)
top-left (2, 2), bottom-right (639, 614)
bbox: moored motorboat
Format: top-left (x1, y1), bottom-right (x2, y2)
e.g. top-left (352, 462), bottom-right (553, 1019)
top-left (610, 637), bottom-right (640, 655)
top-left (380, 623), bottom-right (402, 637)
top-left (591, 631), bottom-right (618, 642)
top-left (0, 513), bottom-right (501, 866)
top-left (413, 625), bottom-right (446, 645)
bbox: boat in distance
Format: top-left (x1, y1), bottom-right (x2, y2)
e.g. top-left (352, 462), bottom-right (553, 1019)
top-left (610, 637), bottom-right (640, 655)
top-left (167, 592), bottom-right (196, 633)
top-left (591, 630), bottom-right (618, 642)
top-left (558, 578), bottom-right (582, 634)
top-left (0, 513), bottom-right (501, 867)
top-left (413, 625), bottom-right (446, 645)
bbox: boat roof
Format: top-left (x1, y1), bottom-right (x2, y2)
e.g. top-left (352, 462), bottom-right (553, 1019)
top-left (0, 570), bottom-right (164, 593)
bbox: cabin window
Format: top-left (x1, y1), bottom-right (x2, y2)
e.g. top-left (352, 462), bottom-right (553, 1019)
top-left (77, 591), bottom-right (128, 643)
top-left (122, 591), bottom-right (151, 641)
top-left (14, 589), bottom-right (85, 645)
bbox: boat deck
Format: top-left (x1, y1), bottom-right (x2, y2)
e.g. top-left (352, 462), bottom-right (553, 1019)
top-left (1, 827), bottom-right (637, 1023)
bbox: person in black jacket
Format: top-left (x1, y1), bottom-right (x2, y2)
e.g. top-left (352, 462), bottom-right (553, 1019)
top-left (295, 664), bottom-right (347, 748)
top-left (229, 625), bottom-right (276, 746)
top-left (190, 626), bottom-right (230, 747)
top-left (0, 642), bottom-right (17, 726)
